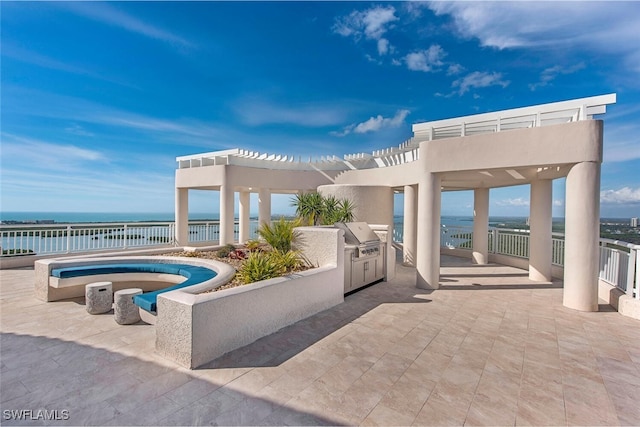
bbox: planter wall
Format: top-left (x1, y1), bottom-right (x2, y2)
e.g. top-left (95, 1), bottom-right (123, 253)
top-left (156, 227), bottom-right (345, 368)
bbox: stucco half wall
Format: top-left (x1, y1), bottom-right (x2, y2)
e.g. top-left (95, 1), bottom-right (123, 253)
top-left (317, 184), bottom-right (393, 227)
top-left (155, 227), bottom-right (345, 369)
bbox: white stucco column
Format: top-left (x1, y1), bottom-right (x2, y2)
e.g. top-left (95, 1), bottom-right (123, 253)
top-left (403, 185), bottom-right (417, 266)
top-left (175, 188), bottom-right (189, 246)
top-left (239, 191), bottom-right (250, 243)
top-left (529, 179), bottom-right (553, 282)
top-left (258, 188), bottom-right (271, 227)
top-left (416, 173), bottom-right (441, 289)
top-left (472, 188), bottom-right (489, 265)
top-left (564, 161), bottom-right (600, 311)
top-left (219, 184), bottom-right (235, 245)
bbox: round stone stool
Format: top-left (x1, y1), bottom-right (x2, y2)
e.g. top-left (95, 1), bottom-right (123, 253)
top-left (114, 288), bottom-right (142, 325)
top-left (85, 282), bottom-right (113, 314)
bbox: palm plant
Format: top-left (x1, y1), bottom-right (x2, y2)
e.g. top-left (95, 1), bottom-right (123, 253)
top-left (291, 192), bottom-right (356, 225)
top-left (291, 192), bottom-right (324, 226)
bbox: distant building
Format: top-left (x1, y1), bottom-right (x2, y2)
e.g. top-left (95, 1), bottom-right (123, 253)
top-left (632, 217), bottom-right (639, 228)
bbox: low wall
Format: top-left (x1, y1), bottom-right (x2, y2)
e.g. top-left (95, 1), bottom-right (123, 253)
top-left (441, 247), bottom-right (564, 279)
top-left (156, 227), bottom-right (345, 369)
top-left (34, 255), bottom-right (235, 302)
top-left (598, 279), bottom-right (640, 320)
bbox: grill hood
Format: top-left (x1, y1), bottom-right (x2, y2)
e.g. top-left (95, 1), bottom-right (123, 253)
top-left (334, 222), bottom-right (380, 245)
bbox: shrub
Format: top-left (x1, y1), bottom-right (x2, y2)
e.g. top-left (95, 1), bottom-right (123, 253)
top-left (244, 239), bottom-right (264, 252)
top-left (216, 243), bottom-right (236, 258)
top-left (291, 192), bottom-right (324, 226)
top-left (238, 251), bottom-right (285, 284)
top-left (270, 249), bottom-right (304, 272)
top-left (257, 217), bottom-right (300, 253)
top-left (291, 193), bottom-right (355, 225)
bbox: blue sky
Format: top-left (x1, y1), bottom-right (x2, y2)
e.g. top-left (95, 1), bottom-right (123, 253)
top-left (1, 1), bottom-right (639, 219)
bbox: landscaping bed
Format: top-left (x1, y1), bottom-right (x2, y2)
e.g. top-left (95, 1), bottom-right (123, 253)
top-left (166, 243), bottom-right (310, 292)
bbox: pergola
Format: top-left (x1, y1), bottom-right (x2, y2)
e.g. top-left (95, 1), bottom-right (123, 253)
top-left (174, 93), bottom-right (617, 312)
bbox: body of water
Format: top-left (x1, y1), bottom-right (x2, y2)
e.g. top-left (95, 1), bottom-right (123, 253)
top-left (1, 212), bottom-right (557, 228)
top-left (1, 212), bottom-right (215, 224)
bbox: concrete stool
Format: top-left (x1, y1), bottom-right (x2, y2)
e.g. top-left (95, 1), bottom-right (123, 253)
top-left (114, 288), bottom-right (142, 325)
top-left (85, 282), bottom-right (113, 314)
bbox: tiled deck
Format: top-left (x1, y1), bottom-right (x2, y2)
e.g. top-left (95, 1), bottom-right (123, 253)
top-left (1, 255), bottom-right (639, 426)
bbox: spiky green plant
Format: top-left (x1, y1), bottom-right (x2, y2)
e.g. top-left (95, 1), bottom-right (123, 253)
top-left (290, 193), bottom-right (356, 225)
top-left (257, 217), bottom-right (301, 253)
top-left (238, 251), bottom-right (284, 284)
top-left (244, 239), bottom-right (264, 252)
top-left (291, 192), bottom-right (325, 226)
top-left (269, 249), bottom-right (304, 272)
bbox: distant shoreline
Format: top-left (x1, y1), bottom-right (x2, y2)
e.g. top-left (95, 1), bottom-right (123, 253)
top-left (0, 211), bottom-right (633, 226)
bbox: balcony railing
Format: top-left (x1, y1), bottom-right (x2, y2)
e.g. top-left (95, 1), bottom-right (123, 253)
top-left (0, 220), bottom-right (260, 256)
top-left (394, 225), bottom-right (639, 300)
top-left (3, 220), bottom-right (637, 301)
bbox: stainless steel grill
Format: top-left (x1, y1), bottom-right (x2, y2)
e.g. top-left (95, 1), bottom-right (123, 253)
top-left (335, 222), bottom-right (386, 293)
top-left (335, 221), bottom-right (382, 258)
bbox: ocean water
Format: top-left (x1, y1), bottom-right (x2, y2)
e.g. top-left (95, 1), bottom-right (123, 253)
top-left (0, 212), bottom-right (217, 224)
top-left (1, 212), bottom-right (540, 228)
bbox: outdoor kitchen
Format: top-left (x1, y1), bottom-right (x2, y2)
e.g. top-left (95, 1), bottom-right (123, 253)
top-left (335, 222), bottom-right (387, 293)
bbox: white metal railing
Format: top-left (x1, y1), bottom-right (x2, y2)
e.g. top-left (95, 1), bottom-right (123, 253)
top-left (3, 219), bottom-right (637, 300)
top-left (599, 238), bottom-right (639, 300)
top-left (393, 224), bottom-right (638, 300)
top-left (441, 226), bottom-right (473, 250)
top-left (0, 220), bottom-right (260, 256)
top-left (412, 93), bottom-right (616, 141)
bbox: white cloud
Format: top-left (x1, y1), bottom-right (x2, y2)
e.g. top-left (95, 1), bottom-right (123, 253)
top-left (405, 45), bottom-right (445, 72)
top-left (529, 63), bottom-right (585, 91)
top-left (333, 5), bottom-right (398, 56)
top-left (60, 2), bottom-right (192, 49)
top-left (378, 38), bottom-right (391, 56)
top-left (1, 134), bottom-right (105, 163)
top-left (65, 124), bottom-right (94, 137)
top-left (234, 99), bottom-right (347, 127)
top-left (427, 2), bottom-right (640, 72)
top-left (2, 44), bottom-right (137, 88)
top-left (601, 187), bottom-right (640, 204)
top-left (553, 199), bottom-right (563, 207)
top-left (452, 71), bottom-right (510, 95)
top-left (332, 109), bottom-right (410, 137)
top-left (497, 198), bottom-right (530, 207)
top-left (447, 63), bottom-right (464, 76)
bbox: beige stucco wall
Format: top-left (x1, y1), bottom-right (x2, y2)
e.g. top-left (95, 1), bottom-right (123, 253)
top-left (317, 184), bottom-right (394, 227)
top-left (155, 227), bottom-right (345, 368)
top-left (424, 120), bottom-right (603, 173)
top-left (176, 164), bottom-right (335, 191)
top-left (333, 161), bottom-right (421, 187)
top-left (598, 279), bottom-right (640, 320)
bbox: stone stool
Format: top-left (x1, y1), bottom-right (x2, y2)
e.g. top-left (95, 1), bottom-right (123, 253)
top-left (85, 282), bottom-right (113, 314)
top-left (114, 288), bottom-right (142, 325)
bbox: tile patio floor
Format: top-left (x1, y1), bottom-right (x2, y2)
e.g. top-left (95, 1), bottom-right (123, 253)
top-left (1, 255), bottom-right (639, 426)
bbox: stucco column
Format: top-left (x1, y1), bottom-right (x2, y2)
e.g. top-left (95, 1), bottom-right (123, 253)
top-left (472, 188), bottom-right (489, 265)
top-left (175, 188), bottom-right (189, 246)
top-left (403, 185), bottom-right (417, 266)
top-left (258, 188), bottom-right (271, 227)
top-left (564, 161), bottom-right (600, 311)
top-left (529, 179), bottom-right (553, 281)
top-left (239, 191), bottom-right (250, 243)
top-left (219, 184), bottom-right (234, 245)
top-left (416, 173), bottom-right (441, 289)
